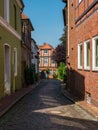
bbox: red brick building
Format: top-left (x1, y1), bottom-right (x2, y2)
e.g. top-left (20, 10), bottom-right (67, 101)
top-left (63, 0), bottom-right (98, 106)
top-left (39, 43), bottom-right (57, 78)
top-left (21, 13), bottom-right (34, 86)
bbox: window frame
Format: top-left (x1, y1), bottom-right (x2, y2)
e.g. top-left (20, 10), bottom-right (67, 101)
top-left (79, 0), bottom-right (82, 3)
top-left (14, 48), bottom-right (17, 76)
top-left (92, 36), bottom-right (98, 71)
top-left (84, 40), bottom-right (90, 70)
top-left (44, 49), bottom-right (48, 54)
top-left (44, 57), bottom-right (48, 64)
top-left (4, 0), bottom-right (9, 23)
top-left (51, 58), bottom-right (55, 64)
top-left (14, 4), bottom-right (17, 30)
top-left (78, 43), bottom-right (83, 69)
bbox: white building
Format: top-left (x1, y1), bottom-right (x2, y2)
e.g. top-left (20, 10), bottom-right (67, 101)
top-left (31, 39), bottom-right (39, 73)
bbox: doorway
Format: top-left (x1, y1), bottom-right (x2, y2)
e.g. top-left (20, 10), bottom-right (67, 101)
top-left (4, 44), bottom-right (11, 94)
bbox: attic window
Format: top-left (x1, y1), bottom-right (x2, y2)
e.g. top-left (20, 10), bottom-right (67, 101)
top-left (44, 49), bottom-right (48, 54)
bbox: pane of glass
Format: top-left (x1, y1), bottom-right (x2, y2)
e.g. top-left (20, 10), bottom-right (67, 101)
top-left (96, 39), bottom-right (98, 67)
top-left (80, 45), bottom-right (82, 66)
top-left (79, 0), bottom-right (82, 3)
top-left (44, 57), bottom-right (48, 64)
top-left (44, 50), bottom-right (48, 53)
top-left (87, 42), bottom-right (90, 66)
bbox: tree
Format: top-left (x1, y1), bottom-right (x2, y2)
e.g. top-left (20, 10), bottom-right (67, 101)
top-left (59, 28), bottom-right (67, 45)
top-left (51, 28), bottom-right (67, 66)
top-left (52, 44), bottom-right (66, 66)
top-left (58, 62), bottom-right (67, 81)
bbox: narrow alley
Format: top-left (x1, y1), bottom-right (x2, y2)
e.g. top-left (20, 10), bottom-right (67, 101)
top-left (0, 79), bottom-right (98, 130)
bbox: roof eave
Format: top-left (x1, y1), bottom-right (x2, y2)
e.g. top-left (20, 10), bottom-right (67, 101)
top-left (16, 0), bottom-right (24, 10)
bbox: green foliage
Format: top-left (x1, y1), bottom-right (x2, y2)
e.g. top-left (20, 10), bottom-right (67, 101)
top-left (53, 72), bottom-right (58, 79)
top-left (24, 66), bottom-right (30, 85)
top-left (24, 64), bottom-right (36, 85)
top-left (51, 44), bottom-right (66, 66)
top-left (57, 62), bottom-right (67, 82)
top-left (45, 68), bottom-right (50, 74)
top-left (35, 73), bottom-right (39, 81)
top-left (45, 68), bottom-right (50, 78)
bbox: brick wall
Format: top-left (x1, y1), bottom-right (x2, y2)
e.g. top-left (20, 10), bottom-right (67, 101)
top-left (75, 0), bottom-right (98, 105)
top-left (65, 0), bottom-right (98, 106)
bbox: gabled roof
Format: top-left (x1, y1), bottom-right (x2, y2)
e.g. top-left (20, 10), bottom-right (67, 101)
top-left (31, 38), bottom-right (39, 49)
top-left (39, 43), bottom-right (54, 49)
top-left (21, 13), bottom-right (28, 19)
top-left (21, 13), bottom-right (34, 31)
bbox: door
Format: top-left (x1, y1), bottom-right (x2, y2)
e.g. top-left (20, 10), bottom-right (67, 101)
top-left (4, 45), bottom-right (11, 94)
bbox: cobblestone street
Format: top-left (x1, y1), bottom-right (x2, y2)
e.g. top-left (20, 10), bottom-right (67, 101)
top-left (0, 79), bottom-right (98, 130)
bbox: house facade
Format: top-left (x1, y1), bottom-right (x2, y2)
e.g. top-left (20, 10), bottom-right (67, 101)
top-left (63, 0), bottom-right (98, 106)
top-left (0, 0), bottom-right (24, 98)
top-left (21, 13), bottom-right (34, 86)
top-left (39, 43), bottom-right (57, 78)
top-left (31, 39), bottom-right (39, 73)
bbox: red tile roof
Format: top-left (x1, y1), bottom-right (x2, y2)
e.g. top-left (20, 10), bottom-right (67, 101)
top-left (39, 43), bottom-right (54, 49)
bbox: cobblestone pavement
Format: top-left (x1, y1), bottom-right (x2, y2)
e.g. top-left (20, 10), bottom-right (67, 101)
top-left (0, 79), bottom-right (98, 130)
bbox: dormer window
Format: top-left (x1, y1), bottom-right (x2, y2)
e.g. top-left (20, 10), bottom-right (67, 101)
top-left (4, 0), bottom-right (9, 23)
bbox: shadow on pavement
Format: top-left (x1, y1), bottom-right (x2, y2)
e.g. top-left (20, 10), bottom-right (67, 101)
top-left (0, 79), bottom-right (98, 130)
top-left (26, 79), bottom-right (74, 111)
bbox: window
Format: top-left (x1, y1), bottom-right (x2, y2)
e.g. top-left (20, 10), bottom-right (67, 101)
top-left (79, 0), bottom-right (82, 3)
top-left (84, 40), bottom-right (90, 70)
top-left (14, 48), bottom-right (17, 76)
top-left (39, 58), bottom-right (41, 64)
top-left (14, 5), bottom-right (17, 30)
top-left (4, 0), bottom-right (9, 22)
top-left (92, 36), bottom-right (98, 71)
top-left (44, 49), bottom-right (48, 54)
top-left (78, 43), bottom-right (82, 69)
top-left (51, 58), bottom-right (55, 64)
top-left (44, 57), bottom-right (48, 64)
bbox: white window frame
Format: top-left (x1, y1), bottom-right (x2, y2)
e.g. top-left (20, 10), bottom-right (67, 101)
top-left (78, 43), bottom-right (82, 69)
top-left (84, 40), bottom-right (90, 70)
top-left (14, 48), bottom-right (17, 76)
top-left (92, 36), bottom-right (98, 71)
top-left (4, 0), bottom-right (9, 23)
top-left (79, 0), bottom-right (82, 3)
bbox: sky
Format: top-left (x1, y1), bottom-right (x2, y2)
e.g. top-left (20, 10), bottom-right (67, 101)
top-left (23, 0), bottom-right (65, 47)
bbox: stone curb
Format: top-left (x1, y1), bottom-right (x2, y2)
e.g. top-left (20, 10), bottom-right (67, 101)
top-left (61, 85), bottom-right (98, 120)
top-left (61, 82), bottom-right (98, 120)
top-left (0, 82), bottom-right (39, 118)
top-left (61, 89), bottom-right (75, 103)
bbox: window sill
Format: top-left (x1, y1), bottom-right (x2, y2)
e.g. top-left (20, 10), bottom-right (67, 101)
top-left (84, 67), bottom-right (90, 71)
top-left (78, 66), bottom-right (82, 70)
top-left (92, 67), bottom-right (98, 71)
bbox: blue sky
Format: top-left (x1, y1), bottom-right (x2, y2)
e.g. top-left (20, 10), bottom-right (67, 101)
top-left (23, 0), bottom-right (64, 47)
